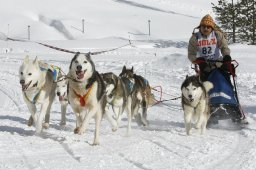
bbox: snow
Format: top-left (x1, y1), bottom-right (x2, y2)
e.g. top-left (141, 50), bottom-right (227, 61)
top-left (0, 0), bottom-right (256, 170)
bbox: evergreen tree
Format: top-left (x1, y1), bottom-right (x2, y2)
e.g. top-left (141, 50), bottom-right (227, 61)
top-left (212, 0), bottom-right (239, 43)
top-left (237, 0), bottom-right (256, 45)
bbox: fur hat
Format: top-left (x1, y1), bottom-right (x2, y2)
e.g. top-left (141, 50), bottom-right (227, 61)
top-left (198, 14), bottom-right (215, 28)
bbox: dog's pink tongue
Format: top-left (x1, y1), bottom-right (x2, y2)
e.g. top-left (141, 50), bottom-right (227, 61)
top-left (77, 72), bottom-right (84, 79)
top-left (59, 96), bottom-right (64, 101)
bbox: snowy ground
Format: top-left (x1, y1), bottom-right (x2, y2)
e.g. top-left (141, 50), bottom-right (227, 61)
top-left (0, 40), bottom-right (256, 170)
top-left (0, 0), bottom-right (256, 170)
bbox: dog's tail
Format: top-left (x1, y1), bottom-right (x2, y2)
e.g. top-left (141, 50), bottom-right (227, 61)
top-left (145, 86), bottom-right (155, 106)
top-left (203, 81), bottom-right (214, 92)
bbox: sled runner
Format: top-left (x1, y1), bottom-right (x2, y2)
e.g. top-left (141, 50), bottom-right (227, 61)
top-left (193, 59), bottom-right (247, 125)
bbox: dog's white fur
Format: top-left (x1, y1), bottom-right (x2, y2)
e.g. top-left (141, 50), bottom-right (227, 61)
top-left (19, 56), bottom-right (56, 133)
top-left (68, 53), bottom-right (117, 145)
top-left (56, 78), bottom-right (68, 125)
top-left (181, 76), bottom-right (213, 135)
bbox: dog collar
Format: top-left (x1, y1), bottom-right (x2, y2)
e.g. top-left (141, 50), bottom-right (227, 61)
top-left (73, 82), bottom-right (94, 107)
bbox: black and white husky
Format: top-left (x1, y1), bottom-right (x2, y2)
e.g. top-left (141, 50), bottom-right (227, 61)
top-left (19, 56), bottom-right (58, 133)
top-left (119, 66), bottom-right (155, 135)
top-left (181, 75), bottom-right (213, 135)
top-left (67, 52), bottom-right (117, 145)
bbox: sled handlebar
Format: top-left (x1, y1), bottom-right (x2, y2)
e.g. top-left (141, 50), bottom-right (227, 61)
top-left (192, 59), bottom-right (239, 77)
top-left (193, 59), bottom-right (239, 68)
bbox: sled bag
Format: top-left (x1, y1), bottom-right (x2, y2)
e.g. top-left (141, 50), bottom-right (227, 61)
top-left (208, 69), bottom-right (238, 105)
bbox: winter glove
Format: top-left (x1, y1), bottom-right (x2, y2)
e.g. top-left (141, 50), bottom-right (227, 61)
top-left (194, 57), bottom-right (209, 73)
top-left (221, 55), bottom-right (232, 72)
top-left (223, 55), bottom-right (232, 61)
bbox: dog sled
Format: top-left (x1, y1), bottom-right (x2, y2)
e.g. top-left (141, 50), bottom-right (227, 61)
top-left (193, 59), bottom-right (248, 126)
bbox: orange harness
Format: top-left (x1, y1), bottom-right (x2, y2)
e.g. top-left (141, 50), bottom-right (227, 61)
top-left (73, 83), bottom-right (94, 107)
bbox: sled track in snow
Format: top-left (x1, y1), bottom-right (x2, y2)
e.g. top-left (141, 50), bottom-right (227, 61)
top-left (207, 132), bottom-right (251, 170)
top-left (0, 84), bottom-right (21, 111)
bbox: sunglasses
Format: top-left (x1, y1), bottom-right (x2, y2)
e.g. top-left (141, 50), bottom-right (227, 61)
top-left (201, 25), bottom-right (212, 29)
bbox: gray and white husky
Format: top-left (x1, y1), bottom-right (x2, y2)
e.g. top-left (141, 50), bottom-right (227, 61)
top-left (19, 56), bottom-right (57, 133)
top-left (181, 75), bottom-right (213, 135)
top-left (67, 52), bottom-right (117, 145)
top-left (101, 72), bottom-right (128, 128)
top-left (56, 76), bottom-right (68, 126)
top-left (119, 66), bottom-right (155, 135)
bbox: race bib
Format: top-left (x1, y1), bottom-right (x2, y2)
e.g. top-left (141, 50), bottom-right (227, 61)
top-left (196, 31), bottom-right (221, 60)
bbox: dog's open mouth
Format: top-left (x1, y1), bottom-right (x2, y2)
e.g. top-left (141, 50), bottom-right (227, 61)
top-left (76, 70), bottom-right (86, 79)
top-left (59, 92), bottom-right (66, 101)
top-left (22, 81), bottom-right (32, 91)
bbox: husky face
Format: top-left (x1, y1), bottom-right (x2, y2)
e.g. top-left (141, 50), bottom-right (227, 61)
top-left (19, 56), bottom-right (41, 91)
top-left (69, 53), bottom-right (95, 81)
top-left (181, 76), bottom-right (204, 103)
top-left (102, 72), bottom-right (118, 96)
top-left (119, 66), bottom-right (134, 82)
top-left (56, 78), bottom-right (68, 101)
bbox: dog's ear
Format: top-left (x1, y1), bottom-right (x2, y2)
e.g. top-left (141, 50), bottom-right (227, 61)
top-left (86, 52), bottom-right (91, 60)
top-left (131, 66), bottom-right (134, 72)
top-left (24, 55), bottom-right (29, 64)
top-left (33, 56), bottom-right (39, 65)
top-left (186, 75), bottom-right (188, 79)
top-left (122, 65), bottom-right (126, 71)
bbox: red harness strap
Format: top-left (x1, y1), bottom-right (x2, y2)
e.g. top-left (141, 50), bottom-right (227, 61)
top-left (73, 83), bottom-right (94, 106)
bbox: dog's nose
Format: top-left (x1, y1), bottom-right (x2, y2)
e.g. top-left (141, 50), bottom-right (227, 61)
top-left (77, 65), bottom-right (82, 71)
top-left (57, 92), bottom-right (60, 96)
top-left (20, 80), bottom-right (25, 85)
top-left (188, 95), bottom-right (192, 99)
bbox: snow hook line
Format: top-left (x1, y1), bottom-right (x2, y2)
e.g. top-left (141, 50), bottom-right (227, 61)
top-left (0, 32), bottom-right (132, 56)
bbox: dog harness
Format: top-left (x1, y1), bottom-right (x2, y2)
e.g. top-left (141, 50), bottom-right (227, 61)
top-left (39, 63), bottom-right (60, 82)
top-left (24, 89), bottom-right (42, 104)
top-left (23, 81), bottom-right (44, 104)
top-left (73, 83), bottom-right (94, 106)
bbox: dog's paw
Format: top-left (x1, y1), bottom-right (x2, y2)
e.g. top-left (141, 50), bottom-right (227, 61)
top-left (112, 127), bottom-right (118, 132)
top-left (92, 142), bottom-right (99, 146)
top-left (60, 121), bottom-right (66, 126)
top-left (142, 120), bottom-right (149, 127)
top-left (42, 123), bottom-right (49, 129)
top-left (186, 129), bottom-right (192, 135)
top-left (74, 127), bottom-right (80, 134)
top-left (195, 123), bottom-right (200, 129)
top-left (27, 116), bottom-right (34, 126)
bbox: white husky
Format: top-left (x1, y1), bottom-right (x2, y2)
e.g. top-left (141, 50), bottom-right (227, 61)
top-left (67, 52), bottom-right (117, 145)
top-left (19, 56), bottom-right (57, 134)
top-left (56, 77), bottom-right (68, 125)
top-left (181, 75), bottom-right (213, 135)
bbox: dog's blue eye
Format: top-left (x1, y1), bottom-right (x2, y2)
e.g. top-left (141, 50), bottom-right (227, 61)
top-left (75, 60), bottom-right (78, 64)
top-left (28, 73), bottom-right (32, 76)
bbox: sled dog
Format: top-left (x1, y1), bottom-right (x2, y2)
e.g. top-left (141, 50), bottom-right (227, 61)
top-left (101, 72), bottom-right (128, 128)
top-left (181, 75), bottom-right (213, 135)
top-left (56, 76), bottom-right (68, 125)
top-left (19, 56), bottom-right (58, 133)
top-left (119, 66), bottom-right (155, 135)
top-left (67, 52), bottom-right (117, 145)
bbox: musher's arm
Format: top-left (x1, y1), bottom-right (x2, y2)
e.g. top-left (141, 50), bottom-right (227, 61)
top-left (188, 34), bottom-right (198, 63)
